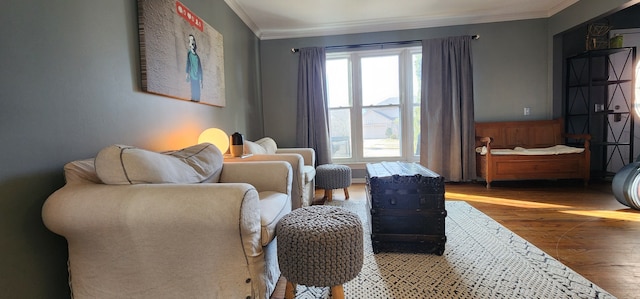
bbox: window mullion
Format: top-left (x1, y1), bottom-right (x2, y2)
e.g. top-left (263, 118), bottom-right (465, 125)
top-left (352, 53), bottom-right (364, 161)
top-left (399, 50), bottom-right (410, 159)
top-left (401, 49), bottom-right (418, 161)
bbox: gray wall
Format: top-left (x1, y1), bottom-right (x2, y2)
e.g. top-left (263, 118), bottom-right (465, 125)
top-left (260, 0), bottom-right (640, 147)
top-left (260, 20), bottom-right (551, 146)
top-left (0, 0), bottom-right (261, 297)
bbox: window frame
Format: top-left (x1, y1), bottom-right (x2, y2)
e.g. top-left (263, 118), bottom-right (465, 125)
top-left (326, 46), bottom-right (422, 164)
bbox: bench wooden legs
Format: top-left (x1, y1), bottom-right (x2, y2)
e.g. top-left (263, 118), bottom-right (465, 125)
top-left (284, 281), bottom-right (345, 299)
top-left (323, 188), bottom-right (350, 202)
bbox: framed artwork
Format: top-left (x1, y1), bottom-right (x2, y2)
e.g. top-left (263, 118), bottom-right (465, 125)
top-left (137, 0), bottom-right (225, 107)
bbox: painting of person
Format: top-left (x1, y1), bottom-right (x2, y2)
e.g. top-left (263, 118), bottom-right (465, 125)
top-left (138, 0), bottom-right (225, 106)
top-left (185, 34), bottom-right (203, 102)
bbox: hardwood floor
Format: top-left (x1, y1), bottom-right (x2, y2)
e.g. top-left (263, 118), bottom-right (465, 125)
top-left (272, 181), bottom-right (640, 299)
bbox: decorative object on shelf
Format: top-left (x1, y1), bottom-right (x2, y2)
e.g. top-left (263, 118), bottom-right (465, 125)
top-left (230, 132), bottom-right (245, 157)
top-left (586, 22), bottom-right (612, 50)
top-left (610, 34), bottom-right (624, 48)
top-left (198, 128), bottom-right (229, 154)
top-left (137, 0), bottom-right (225, 106)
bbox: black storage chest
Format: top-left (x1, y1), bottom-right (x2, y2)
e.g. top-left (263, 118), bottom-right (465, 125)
top-left (365, 162), bottom-right (446, 255)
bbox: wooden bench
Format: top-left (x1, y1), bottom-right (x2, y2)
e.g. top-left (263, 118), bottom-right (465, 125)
top-left (475, 118), bottom-right (591, 188)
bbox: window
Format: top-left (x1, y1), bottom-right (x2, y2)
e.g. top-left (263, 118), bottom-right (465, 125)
top-left (326, 47), bottom-right (422, 163)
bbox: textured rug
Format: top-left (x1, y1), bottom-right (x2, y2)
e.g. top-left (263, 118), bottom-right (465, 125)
top-left (292, 199), bottom-right (615, 299)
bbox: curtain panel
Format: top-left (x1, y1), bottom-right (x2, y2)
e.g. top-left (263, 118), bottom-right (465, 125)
top-left (296, 47), bottom-right (332, 165)
top-left (420, 36), bottom-right (475, 182)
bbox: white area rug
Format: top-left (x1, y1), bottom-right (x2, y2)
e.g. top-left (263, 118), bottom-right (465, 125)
top-left (292, 199), bottom-right (614, 299)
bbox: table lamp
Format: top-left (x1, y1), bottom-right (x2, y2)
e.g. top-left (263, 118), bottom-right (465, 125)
top-left (198, 128), bottom-right (229, 154)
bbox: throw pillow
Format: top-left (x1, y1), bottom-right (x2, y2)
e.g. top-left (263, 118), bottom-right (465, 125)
top-left (95, 143), bottom-right (223, 184)
top-left (255, 137), bottom-right (278, 154)
top-left (64, 158), bottom-right (102, 185)
top-left (244, 140), bottom-right (267, 154)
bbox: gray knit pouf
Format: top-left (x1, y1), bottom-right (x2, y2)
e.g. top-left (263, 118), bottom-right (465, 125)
top-left (277, 206), bottom-right (363, 297)
top-left (316, 164), bottom-right (352, 201)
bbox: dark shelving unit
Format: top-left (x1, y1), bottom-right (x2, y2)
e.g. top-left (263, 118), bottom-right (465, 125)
top-left (565, 47), bottom-right (636, 179)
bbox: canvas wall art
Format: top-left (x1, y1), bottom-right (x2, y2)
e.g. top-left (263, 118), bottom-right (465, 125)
top-left (137, 0), bottom-right (225, 106)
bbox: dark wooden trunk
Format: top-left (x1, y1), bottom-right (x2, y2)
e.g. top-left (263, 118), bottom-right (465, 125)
top-left (365, 162), bottom-right (446, 255)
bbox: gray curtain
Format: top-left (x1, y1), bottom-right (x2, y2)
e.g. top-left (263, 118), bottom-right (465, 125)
top-left (420, 36), bottom-right (475, 181)
top-left (296, 47), bottom-right (332, 165)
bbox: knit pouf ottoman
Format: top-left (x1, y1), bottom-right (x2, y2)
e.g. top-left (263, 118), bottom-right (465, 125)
top-left (316, 164), bottom-right (352, 201)
top-left (277, 206), bottom-right (363, 299)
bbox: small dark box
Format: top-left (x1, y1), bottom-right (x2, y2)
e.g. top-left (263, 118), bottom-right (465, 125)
top-left (366, 162), bottom-right (446, 255)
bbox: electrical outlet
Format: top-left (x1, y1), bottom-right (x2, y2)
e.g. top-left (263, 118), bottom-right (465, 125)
top-left (524, 107), bottom-right (531, 116)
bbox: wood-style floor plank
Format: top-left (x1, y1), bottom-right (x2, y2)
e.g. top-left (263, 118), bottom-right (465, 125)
top-left (271, 181), bottom-right (640, 299)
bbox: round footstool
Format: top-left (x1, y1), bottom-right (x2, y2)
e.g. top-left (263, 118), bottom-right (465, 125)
top-left (316, 164), bottom-right (352, 201)
top-left (277, 206), bottom-right (363, 299)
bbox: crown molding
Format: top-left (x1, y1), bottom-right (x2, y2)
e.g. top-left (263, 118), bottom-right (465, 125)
top-left (226, 0), bottom-right (581, 40)
top-left (259, 11), bottom-right (547, 40)
top-left (548, 0), bottom-right (580, 16)
top-left (224, 0), bottom-right (262, 38)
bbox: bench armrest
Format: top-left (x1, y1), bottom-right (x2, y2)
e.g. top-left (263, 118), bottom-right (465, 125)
top-left (563, 133), bottom-right (591, 149)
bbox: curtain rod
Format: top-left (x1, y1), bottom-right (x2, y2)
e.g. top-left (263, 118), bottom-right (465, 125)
top-left (291, 35), bottom-right (479, 53)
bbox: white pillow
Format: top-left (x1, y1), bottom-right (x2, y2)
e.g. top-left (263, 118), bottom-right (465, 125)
top-left (95, 143), bottom-right (223, 184)
top-left (244, 140), bottom-right (267, 154)
top-left (64, 158), bottom-right (101, 185)
top-left (255, 137), bottom-right (278, 154)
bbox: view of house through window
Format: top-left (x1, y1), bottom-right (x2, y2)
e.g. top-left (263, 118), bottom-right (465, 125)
top-left (326, 47), bottom-right (422, 163)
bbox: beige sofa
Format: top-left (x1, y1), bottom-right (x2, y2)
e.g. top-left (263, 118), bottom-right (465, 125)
top-left (239, 137), bottom-right (316, 209)
top-left (42, 143), bottom-right (292, 299)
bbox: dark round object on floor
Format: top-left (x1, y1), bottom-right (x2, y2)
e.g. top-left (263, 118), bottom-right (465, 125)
top-left (612, 161), bottom-right (640, 210)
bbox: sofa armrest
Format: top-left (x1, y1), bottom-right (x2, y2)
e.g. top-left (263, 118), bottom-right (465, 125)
top-left (237, 154), bottom-right (303, 188)
top-left (234, 154), bottom-right (305, 209)
top-left (276, 148), bottom-right (315, 167)
top-left (221, 161), bottom-right (292, 196)
top-left (42, 183), bottom-right (262, 298)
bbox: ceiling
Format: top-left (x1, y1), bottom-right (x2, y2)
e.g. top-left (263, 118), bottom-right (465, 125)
top-left (224, 0), bottom-right (579, 40)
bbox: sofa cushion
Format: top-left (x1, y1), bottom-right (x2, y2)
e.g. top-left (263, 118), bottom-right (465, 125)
top-left (301, 165), bottom-right (316, 184)
top-left (244, 140), bottom-right (267, 155)
top-left (255, 137), bottom-right (278, 154)
top-left (95, 143), bottom-right (223, 184)
top-left (64, 158), bottom-right (102, 185)
top-left (258, 190), bottom-right (290, 246)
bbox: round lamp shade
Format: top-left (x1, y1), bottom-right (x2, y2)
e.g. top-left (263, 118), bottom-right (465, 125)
top-left (198, 128), bottom-right (229, 154)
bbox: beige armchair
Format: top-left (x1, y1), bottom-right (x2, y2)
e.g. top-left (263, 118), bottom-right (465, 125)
top-left (238, 137), bottom-right (316, 209)
top-left (42, 143), bottom-right (292, 299)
